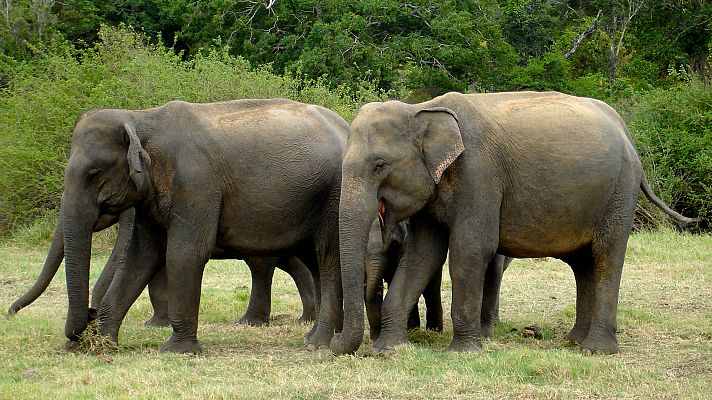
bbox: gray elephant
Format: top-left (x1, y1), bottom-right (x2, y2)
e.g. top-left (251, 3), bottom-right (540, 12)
top-left (364, 217), bottom-right (514, 340)
top-left (53, 98), bottom-right (347, 353)
top-left (364, 218), bottom-right (443, 341)
top-left (331, 91), bottom-right (698, 356)
top-left (8, 207), bottom-right (318, 327)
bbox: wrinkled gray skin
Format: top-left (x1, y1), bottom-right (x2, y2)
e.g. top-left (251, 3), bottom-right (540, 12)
top-left (54, 99), bottom-right (347, 353)
top-left (332, 91), bottom-right (698, 356)
top-left (8, 208), bottom-right (318, 327)
top-left (364, 219), bottom-right (443, 341)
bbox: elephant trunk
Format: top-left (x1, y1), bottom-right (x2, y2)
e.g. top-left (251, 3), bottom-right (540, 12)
top-left (7, 220), bottom-right (65, 315)
top-left (62, 192), bottom-right (99, 341)
top-left (364, 255), bottom-right (386, 340)
top-left (330, 177), bottom-right (378, 355)
top-left (364, 256), bottom-right (386, 304)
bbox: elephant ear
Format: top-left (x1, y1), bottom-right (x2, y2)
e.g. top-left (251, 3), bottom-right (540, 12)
top-left (124, 122), bottom-right (152, 192)
top-left (415, 107), bottom-right (465, 184)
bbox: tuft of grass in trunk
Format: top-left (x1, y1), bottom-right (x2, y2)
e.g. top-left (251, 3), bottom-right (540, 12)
top-left (67, 320), bottom-right (118, 356)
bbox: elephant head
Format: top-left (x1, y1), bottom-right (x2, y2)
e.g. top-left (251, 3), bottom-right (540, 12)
top-left (60, 109), bottom-right (151, 340)
top-left (331, 100), bottom-right (464, 354)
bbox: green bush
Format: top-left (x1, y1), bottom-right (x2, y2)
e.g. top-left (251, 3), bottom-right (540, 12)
top-left (629, 78), bottom-right (711, 227)
top-left (510, 52), bottom-right (571, 92)
top-left (0, 25), bottom-right (382, 234)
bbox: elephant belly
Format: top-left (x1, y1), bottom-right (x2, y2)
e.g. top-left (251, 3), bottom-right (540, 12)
top-left (213, 193), bottom-right (324, 256)
top-left (496, 175), bottom-right (616, 258)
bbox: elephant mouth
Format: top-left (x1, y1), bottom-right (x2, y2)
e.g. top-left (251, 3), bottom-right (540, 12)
top-left (377, 198), bottom-right (393, 246)
top-left (378, 199), bottom-right (386, 230)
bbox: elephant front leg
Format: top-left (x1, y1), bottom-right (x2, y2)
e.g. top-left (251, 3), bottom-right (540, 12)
top-left (145, 267), bottom-right (170, 327)
top-left (305, 238), bottom-right (342, 351)
top-left (159, 216), bottom-right (217, 355)
top-left (374, 218), bottom-right (448, 354)
top-left (99, 215), bottom-right (165, 343)
top-left (445, 225), bottom-right (498, 352)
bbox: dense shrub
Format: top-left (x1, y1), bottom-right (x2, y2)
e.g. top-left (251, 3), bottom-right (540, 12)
top-left (629, 78), bottom-right (711, 228)
top-left (0, 26), bottom-right (383, 234)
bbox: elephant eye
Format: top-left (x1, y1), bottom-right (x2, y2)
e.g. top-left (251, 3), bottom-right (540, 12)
top-left (86, 168), bottom-right (101, 179)
top-left (374, 159), bottom-right (388, 173)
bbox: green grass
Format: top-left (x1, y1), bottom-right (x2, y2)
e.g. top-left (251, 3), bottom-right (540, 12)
top-left (1, 229), bottom-right (711, 399)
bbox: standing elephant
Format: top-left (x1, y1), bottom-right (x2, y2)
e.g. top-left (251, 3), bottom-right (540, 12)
top-left (54, 98), bottom-right (346, 353)
top-left (364, 217), bottom-right (514, 340)
top-left (8, 207), bottom-right (318, 327)
top-left (364, 218), bottom-right (442, 341)
top-left (331, 91), bottom-right (697, 355)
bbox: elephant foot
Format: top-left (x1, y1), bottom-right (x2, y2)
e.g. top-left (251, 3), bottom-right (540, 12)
top-left (305, 326), bottom-right (334, 351)
top-left (98, 325), bottom-right (119, 345)
top-left (445, 337), bottom-right (483, 352)
top-left (144, 314), bottom-right (171, 327)
top-left (564, 325), bottom-right (589, 344)
top-left (580, 336), bottom-right (618, 355)
top-left (63, 340), bottom-right (82, 353)
top-left (369, 328), bottom-right (381, 342)
top-left (299, 310), bottom-right (317, 323)
top-left (373, 333), bottom-right (408, 354)
top-left (237, 313), bottom-right (270, 327)
top-left (160, 337), bottom-right (203, 354)
top-left (480, 322), bottom-right (495, 339)
top-left (303, 323), bottom-right (318, 344)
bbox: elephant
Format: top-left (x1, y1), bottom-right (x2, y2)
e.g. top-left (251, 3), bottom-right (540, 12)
top-left (364, 218), bottom-right (443, 341)
top-left (8, 207), bottom-right (318, 327)
top-left (363, 216), bottom-right (514, 340)
top-left (331, 91), bottom-right (698, 356)
top-left (53, 98), bottom-right (347, 353)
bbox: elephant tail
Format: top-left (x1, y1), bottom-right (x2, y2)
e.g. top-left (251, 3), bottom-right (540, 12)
top-left (640, 175), bottom-right (700, 228)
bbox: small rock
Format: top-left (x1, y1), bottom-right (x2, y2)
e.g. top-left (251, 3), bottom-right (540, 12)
top-left (21, 370), bottom-right (36, 379)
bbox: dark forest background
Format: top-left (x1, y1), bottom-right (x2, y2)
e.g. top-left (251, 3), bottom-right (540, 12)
top-left (0, 0), bottom-right (710, 234)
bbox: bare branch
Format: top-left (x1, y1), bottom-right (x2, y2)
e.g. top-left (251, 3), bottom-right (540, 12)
top-left (564, 10), bottom-right (601, 59)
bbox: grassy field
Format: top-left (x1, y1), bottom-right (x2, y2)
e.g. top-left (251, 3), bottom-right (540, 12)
top-left (1, 229), bottom-right (710, 399)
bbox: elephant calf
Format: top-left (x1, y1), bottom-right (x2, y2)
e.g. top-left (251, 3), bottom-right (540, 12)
top-left (364, 219), bottom-right (443, 341)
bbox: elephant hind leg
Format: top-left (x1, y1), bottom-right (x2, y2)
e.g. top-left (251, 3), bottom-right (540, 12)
top-left (238, 257), bottom-right (277, 326)
top-left (561, 248), bottom-right (595, 345)
top-left (423, 265), bottom-right (443, 332)
top-left (578, 182), bottom-right (637, 355)
top-left (145, 267), bottom-right (171, 327)
top-left (278, 256), bottom-right (317, 323)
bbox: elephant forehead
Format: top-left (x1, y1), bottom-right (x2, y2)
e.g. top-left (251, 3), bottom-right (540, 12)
top-left (352, 111), bottom-right (411, 139)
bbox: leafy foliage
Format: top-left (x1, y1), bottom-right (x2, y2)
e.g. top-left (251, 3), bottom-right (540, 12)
top-left (0, 0), bottom-right (710, 231)
top-left (630, 77), bottom-right (712, 224)
top-left (0, 26), bottom-right (383, 232)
